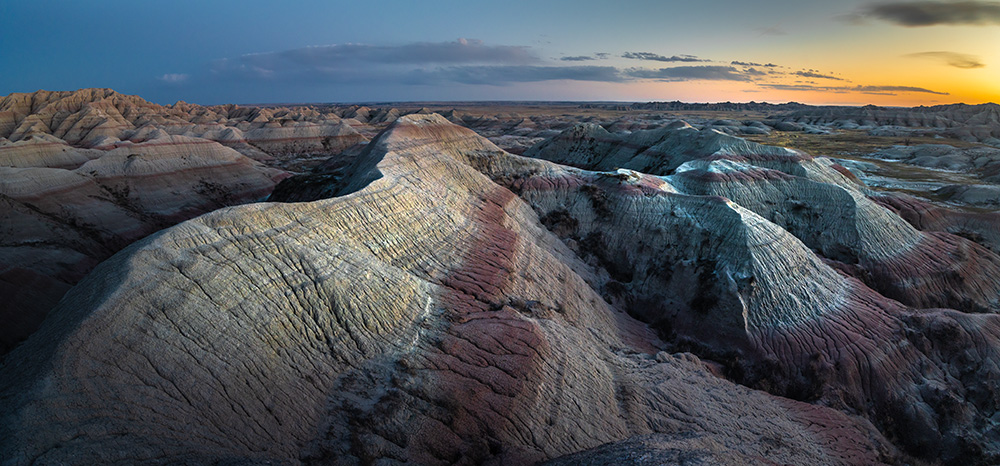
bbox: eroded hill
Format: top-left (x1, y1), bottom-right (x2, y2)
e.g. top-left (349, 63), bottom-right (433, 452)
top-left (2, 111), bottom-right (999, 465)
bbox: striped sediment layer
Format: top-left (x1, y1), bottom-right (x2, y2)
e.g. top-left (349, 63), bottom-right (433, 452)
top-left (0, 89), bottom-right (386, 356)
top-left (0, 89), bottom-right (369, 162)
top-left (0, 133), bottom-right (286, 355)
top-left (2, 114), bottom-right (998, 464)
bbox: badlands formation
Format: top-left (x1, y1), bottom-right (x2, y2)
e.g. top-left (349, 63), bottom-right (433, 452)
top-left (0, 89), bottom-right (370, 354)
top-left (2, 90), bottom-right (1000, 465)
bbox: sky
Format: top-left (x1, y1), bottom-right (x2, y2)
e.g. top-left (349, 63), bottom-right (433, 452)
top-left (1, 0), bottom-right (997, 106)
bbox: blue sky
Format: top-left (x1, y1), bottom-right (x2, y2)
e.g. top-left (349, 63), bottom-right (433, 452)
top-left (2, 0), bottom-right (997, 105)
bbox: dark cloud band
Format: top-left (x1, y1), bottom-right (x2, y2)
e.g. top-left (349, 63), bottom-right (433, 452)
top-left (732, 61), bottom-right (778, 68)
top-left (864, 1), bottom-right (1000, 26)
top-left (628, 66), bottom-right (752, 81)
top-left (762, 83), bottom-right (948, 95)
top-left (622, 52), bottom-right (710, 62)
top-left (223, 39), bottom-right (539, 72)
top-left (408, 66), bottom-right (624, 85)
top-left (793, 71), bottom-right (847, 81)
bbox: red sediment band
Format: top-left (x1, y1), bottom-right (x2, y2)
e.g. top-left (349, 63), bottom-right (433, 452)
top-left (751, 277), bottom-right (905, 402)
top-left (233, 135), bottom-right (366, 147)
top-left (0, 141), bottom-right (70, 151)
top-left (4, 178), bottom-right (98, 201)
top-left (92, 139), bottom-right (221, 151)
top-left (440, 187), bottom-right (519, 306)
top-left (870, 192), bottom-right (1000, 237)
top-left (414, 185), bottom-right (551, 461)
top-left (863, 232), bottom-right (1000, 312)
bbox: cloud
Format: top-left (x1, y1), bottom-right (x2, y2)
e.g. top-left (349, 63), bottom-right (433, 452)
top-left (755, 26), bottom-right (788, 35)
top-left (408, 66), bottom-right (624, 85)
top-left (628, 66), bottom-right (753, 81)
top-left (560, 53), bottom-right (612, 62)
top-left (793, 70), bottom-right (848, 81)
top-left (837, 12), bottom-right (869, 24)
top-left (206, 39), bottom-right (629, 87)
top-left (761, 84), bottom-right (853, 93)
top-left (732, 61), bottom-right (778, 67)
top-left (761, 83), bottom-right (948, 95)
top-left (622, 52), bottom-right (710, 62)
top-left (215, 38), bottom-right (539, 74)
top-left (158, 73), bottom-right (189, 83)
top-left (905, 51), bottom-right (985, 68)
top-left (855, 85), bottom-right (949, 95)
top-left (859, 1), bottom-right (1000, 26)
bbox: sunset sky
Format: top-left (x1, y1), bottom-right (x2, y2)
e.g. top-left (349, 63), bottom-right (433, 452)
top-left (2, 0), bottom-right (997, 106)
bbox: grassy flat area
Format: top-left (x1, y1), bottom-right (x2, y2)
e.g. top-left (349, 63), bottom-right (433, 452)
top-left (743, 129), bottom-right (986, 158)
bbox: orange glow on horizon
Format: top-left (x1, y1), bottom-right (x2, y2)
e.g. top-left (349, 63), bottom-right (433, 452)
top-left (615, 64), bottom-right (999, 107)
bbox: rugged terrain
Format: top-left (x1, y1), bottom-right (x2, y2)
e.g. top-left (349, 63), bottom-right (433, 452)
top-left (0, 89), bottom-right (373, 354)
top-left (2, 91), bottom-right (999, 465)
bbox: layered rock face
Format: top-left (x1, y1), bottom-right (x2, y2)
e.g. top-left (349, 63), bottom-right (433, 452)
top-left (0, 90), bottom-right (301, 354)
top-left (0, 89), bottom-right (370, 169)
top-left (3, 113), bottom-right (999, 465)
